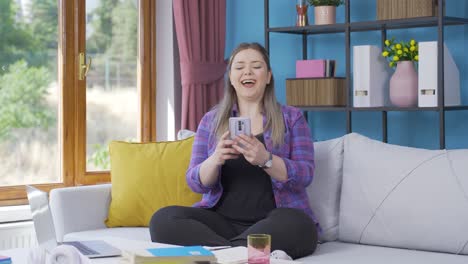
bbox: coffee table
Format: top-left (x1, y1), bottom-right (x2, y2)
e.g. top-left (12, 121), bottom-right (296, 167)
top-left (0, 237), bottom-right (174, 264)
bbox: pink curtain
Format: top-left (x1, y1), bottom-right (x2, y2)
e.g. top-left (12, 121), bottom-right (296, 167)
top-left (173, 0), bottom-right (227, 131)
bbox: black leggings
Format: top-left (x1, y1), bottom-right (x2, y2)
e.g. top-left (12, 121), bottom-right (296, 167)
top-left (149, 206), bottom-right (318, 259)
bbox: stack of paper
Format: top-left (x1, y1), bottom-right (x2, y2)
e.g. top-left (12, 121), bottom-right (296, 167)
top-left (212, 246), bottom-right (303, 264)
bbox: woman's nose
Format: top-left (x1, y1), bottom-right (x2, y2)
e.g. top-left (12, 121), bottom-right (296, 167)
top-left (244, 67), bottom-right (253, 75)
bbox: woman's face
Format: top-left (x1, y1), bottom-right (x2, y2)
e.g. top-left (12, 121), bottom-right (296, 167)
top-left (229, 48), bottom-right (271, 103)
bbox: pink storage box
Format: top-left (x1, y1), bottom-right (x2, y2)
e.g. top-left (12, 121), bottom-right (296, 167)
top-left (296, 60), bottom-right (325, 78)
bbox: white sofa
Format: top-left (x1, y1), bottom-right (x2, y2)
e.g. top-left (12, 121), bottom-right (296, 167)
top-left (50, 133), bottom-right (468, 263)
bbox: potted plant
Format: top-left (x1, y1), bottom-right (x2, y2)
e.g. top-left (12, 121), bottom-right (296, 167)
top-left (381, 38), bottom-right (419, 107)
top-left (307, 0), bottom-right (344, 25)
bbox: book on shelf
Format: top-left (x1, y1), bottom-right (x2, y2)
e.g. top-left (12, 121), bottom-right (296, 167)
top-left (352, 45), bottom-right (391, 107)
top-left (296, 59), bottom-right (335, 78)
top-left (0, 255), bottom-right (11, 264)
top-left (120, 245), bottom-right (216, 264)
top-left (418, 41), bottom-right (460, 107)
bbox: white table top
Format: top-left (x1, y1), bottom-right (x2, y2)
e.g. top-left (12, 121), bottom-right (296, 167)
top-left (0, 237), bottom-right (174, 264)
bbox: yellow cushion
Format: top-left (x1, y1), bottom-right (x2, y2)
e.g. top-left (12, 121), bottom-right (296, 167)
top-left (105, 136), bottom-right (201, 227)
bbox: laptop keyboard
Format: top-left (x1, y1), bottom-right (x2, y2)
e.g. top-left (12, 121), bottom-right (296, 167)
top-left (62, 241), bottom-right (99, 255)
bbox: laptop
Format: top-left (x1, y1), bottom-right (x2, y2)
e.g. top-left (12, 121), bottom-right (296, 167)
top-left (26, 185), bottom-right (122, 258)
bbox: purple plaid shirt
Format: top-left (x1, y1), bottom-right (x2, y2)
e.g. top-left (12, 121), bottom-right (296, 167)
top-left (186, 104), bottom-right (318, 225)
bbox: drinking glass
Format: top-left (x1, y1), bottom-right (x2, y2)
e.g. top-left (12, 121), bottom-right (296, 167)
top-left (247, 234), bottom-right (271, 264)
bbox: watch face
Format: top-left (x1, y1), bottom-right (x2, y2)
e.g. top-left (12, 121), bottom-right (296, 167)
top-left (265, 159), bottom-right (273, 168)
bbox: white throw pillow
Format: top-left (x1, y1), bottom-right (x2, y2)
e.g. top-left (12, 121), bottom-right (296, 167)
top-left (339, 133), bottom-right (468, 254)
top-left (307, 136), bottom-right (344, 242)
top-left (177, 129), bottom-right (196, 140)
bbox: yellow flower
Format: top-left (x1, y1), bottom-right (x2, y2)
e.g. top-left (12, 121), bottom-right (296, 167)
top-left (382, 38), bottom-right (418, 68)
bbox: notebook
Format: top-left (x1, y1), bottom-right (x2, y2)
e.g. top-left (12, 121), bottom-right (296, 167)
top-left (26, 185), bottom-right (121, 258)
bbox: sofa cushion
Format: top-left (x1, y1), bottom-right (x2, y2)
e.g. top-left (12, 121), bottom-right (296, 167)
top-left (307, 137), bottom-right (344, 242)
top-left (297, 242), bottom-right (468, 264)
top-left (339, 133), bottom-right (468, 254)
top-left (105, 137), bottom-right (202, 227)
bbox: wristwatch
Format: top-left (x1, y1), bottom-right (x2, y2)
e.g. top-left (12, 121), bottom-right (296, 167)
top-left (259, 152), bottom-right (273, 169)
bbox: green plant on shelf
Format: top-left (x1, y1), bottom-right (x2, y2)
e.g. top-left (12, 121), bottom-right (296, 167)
top-left (381, 38), bottom-right (419, 68)
top-left (306, 0), bottom-right (344, 6)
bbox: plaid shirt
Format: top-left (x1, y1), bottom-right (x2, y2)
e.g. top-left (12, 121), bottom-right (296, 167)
top-left (186, 104), bottom-right (318, 225)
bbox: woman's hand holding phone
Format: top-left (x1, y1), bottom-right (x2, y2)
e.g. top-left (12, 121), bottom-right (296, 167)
top-left (209, 131), bottom-right (240, 166)
top-left (232, 134), bottom-right (269, 167)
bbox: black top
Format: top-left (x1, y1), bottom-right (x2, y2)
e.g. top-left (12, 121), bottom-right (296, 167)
top-left (213, 133), bottom-right (276, 223)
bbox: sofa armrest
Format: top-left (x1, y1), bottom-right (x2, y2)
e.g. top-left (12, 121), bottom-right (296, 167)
top-left (49, 184), bottom-right (111, 242)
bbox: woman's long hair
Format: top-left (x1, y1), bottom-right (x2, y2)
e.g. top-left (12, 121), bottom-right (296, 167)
top-left (214, 42), bottom-right (285, 147)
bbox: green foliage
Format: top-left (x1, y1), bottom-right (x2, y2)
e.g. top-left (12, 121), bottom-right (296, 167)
top-left (88, 143), bottom-right (110, 170)
top-left (29, 0), bottom-right (58, 51)
top-left (87, 0), bottom-right (119, 54)
top-left (0, 61), bottom-right (55, 141)
top-left (307, 0), bottom-right (344, 6)
top-left (0, 1), bottom-right (38, 70)
top-left (108, 0), bottom-right (138, 61)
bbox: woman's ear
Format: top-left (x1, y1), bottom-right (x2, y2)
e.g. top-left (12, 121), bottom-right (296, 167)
top-left (267, 71), bottom-right (272, 85)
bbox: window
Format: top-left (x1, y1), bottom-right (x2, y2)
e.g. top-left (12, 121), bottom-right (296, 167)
top-left (0, 0), bottom-right (156, 205)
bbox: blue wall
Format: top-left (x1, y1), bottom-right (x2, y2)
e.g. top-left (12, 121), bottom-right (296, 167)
top-left (226, 0), bottom-right (468, 149)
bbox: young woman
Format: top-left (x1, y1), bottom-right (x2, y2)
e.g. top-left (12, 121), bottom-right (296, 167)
top-left (149, 43), bottom-right (318, 259)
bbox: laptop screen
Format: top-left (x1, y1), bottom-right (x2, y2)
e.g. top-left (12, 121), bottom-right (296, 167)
top-left (26, 185), bottom-right (58, 251)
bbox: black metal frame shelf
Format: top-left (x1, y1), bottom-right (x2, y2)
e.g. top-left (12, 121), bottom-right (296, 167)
top-left (293, 105), bottom-right (468, 112)
top-left (268, 16), bottom-right (468, 35)
top-left (265, 0), bottom-right (468, 149)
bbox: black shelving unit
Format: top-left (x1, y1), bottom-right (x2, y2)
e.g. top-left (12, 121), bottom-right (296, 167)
top-left (264, 0), bottom-right (468, 149)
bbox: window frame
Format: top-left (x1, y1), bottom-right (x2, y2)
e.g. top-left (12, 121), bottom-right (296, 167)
top-left (0, 0), bottom-right (157, 205)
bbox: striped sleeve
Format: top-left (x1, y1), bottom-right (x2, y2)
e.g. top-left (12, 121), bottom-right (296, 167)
top-left (185, 112), bottom-right (217, 193)
top-left (274, 109), bottom-right (314, 189)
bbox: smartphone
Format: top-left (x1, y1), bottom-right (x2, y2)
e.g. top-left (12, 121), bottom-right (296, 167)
top-left (229, 117), bottom-right (251, 139)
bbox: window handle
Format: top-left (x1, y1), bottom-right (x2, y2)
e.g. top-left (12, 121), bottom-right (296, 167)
top-left (78, 52), bottom-right (92, 80)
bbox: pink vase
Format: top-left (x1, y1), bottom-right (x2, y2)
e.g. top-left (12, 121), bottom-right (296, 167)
top-left (389, 61), bottom-right (418, 107)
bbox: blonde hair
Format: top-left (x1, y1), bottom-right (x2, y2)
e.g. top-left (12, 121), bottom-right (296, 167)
top-left (214, 42), bottom-right (285, 147)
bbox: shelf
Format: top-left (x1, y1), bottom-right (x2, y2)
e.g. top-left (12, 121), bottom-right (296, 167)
top-left (268, 24), bottom-right (346, 35)
top-left (350, 106), bottom-right (439, 112)
top-left (267, 16), bottom-right (468, 35)
top-left (296, 106), bottom-right (347, 112)
top-left (351, 16), bottom-right (468, 32)
top-left (444, 106), bottom-right (468, 111)
top-left (265, 0), bottom-right (468, 149)
top-left (296, 106), bottom-right (468, 112)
